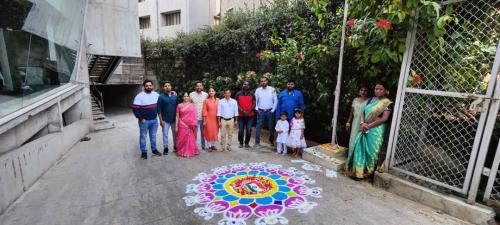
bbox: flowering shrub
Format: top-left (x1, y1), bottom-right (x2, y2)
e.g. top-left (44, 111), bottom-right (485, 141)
top-left (142, 0), bottom-right (451, 143)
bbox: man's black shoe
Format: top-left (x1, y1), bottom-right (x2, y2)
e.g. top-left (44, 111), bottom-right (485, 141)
top-left (163, 147), bottom-right (169, 155)
top-left (152, 150), bottom-right (162, 156)
top-left (141, 153), bottom-right (147, 159)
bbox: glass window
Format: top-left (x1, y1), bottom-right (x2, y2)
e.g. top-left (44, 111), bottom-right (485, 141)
top-left (139, 16), bottom-right (150, 29)
top-left (0, 0), bottom-right (85, 118)
top-left (161, 11), bottom-right (181, 26)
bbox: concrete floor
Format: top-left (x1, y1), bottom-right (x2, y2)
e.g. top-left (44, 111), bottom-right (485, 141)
top-left (0, 109), bottom-right (471, 225)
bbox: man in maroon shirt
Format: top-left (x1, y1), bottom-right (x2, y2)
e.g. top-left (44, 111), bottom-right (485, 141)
top-left (235, 80), bottom-right (256, 148)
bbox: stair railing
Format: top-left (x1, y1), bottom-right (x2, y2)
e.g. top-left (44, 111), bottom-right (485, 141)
top-left (90, 82), bottom-right (104, 115)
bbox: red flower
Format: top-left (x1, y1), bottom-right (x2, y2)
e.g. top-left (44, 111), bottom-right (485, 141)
top-left (347, 19), bottom-right (356, 28)
top-left (413, 74), bottom-right (422, 85)
top-left (375, 19), bottom-right (391, 30)
top-left (297, 50), bottom-right (303, 59)
top-left (256, 51), bottom-right (262, 58)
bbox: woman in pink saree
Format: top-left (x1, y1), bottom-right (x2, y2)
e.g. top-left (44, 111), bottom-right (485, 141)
top-left (176, 92), bottom-right (199, 157)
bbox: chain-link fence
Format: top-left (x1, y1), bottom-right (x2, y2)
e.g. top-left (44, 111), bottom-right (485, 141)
top-left (389, 0), bottom-right (499, 194)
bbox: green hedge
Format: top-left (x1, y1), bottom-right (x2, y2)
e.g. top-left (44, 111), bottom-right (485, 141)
top-left (142, 0), bottom-right (450, 144)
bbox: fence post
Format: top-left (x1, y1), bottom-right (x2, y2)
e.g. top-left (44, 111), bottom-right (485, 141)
top-left (331, 0), bottom-right (349, 146)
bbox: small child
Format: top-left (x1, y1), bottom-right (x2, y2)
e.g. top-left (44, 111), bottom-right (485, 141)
top-left (275, 112), bottom-right (289, 155)
top-left (287, 108), bottom-right (307, 157)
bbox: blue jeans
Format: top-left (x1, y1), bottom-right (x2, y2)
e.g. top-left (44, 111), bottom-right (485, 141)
top-left (139, 118), bottom-right (158, 153)
top-left (238, 116), bottom-right (254, 145)
top-left (197, 120), bottom-right (205, 149)
top-left (255, 111), bottom-right (274, 144)
top-left (162, 122), bottom-right (176, 149)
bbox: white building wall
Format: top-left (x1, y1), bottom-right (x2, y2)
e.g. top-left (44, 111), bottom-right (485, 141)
top-left (188, 0), bottom-right (211, 32)
top-left (86, 0), bottom-right (141, 56)
top-left (220, 0), bottom-right (267, 18)
top-left (157, 0), bottom-right (187, 38)
top-left (138, 0), bottom-right (215, 40)
top-left (138, 0), bottom-right (160, 40)
top-left (209, 0), bottom-right (269, 26)
top-left (138, 0), bottom-right (269, 40)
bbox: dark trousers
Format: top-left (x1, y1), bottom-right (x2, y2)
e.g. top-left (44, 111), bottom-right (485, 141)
top-left (238, 116), bottom-right (254, 145)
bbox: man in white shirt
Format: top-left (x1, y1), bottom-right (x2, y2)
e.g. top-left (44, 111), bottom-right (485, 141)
top-left (217, 88), bottom-right (238, 151)
top-left (254, 75), bottom-right (278, 147)
top-left (189, 81), bottom-right (208, 150)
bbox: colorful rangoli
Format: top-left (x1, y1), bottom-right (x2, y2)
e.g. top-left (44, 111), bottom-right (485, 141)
top-left (183, 162), bottom-right (322, 225)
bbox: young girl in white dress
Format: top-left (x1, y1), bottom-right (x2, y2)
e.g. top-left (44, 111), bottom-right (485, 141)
top-left (287, 108), bottom-right (307, 157)
top-left (275, 112), bottom-right (289, 155)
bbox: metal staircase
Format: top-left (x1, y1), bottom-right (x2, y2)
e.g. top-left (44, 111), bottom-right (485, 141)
top-left (87, 54), bottom-right (119, 130)
top-left (88, 55), bottom-right (121, 84)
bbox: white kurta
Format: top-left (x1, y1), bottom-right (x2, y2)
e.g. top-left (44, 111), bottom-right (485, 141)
top-left (275, 120), bottom-right (289, 143)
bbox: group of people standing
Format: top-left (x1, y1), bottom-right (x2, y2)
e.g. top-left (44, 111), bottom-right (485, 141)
top-left (132, 76), bottom-right (392, 180)
top-left (132, 73), bottom-right (306, 159)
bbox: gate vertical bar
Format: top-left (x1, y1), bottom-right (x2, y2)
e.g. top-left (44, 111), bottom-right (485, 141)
top-left (483, 143), bottom-right (500, 204)
top-left (468, 43), bottom-right (500, 204)
top-left (386, 26), bottom-right (417, 170)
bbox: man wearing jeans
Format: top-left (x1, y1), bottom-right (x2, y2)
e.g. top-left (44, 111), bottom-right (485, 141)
top-left (190, 81), bottom-right (208, 150)
top-left (235, 80), bottom-right (256, 148)
top-left (133, 80), bottom-right (161, 159)
top-left (254, 75), bottom-right (278, 147)
top-left (157, 81), bottom-right (178, 155)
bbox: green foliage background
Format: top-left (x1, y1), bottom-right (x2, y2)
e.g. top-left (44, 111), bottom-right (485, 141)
top-left (142, 0), bottom-right (461, 143)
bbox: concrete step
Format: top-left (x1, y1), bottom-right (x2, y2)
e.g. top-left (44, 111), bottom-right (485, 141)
top-left (92, 114), bottom-right (106, 120)
top-left (374, 172), bottom-right (495, 225)
top-left (93, 120), bottom-right (115, 131)
top-left (302, 144), bottom-right (347, 171)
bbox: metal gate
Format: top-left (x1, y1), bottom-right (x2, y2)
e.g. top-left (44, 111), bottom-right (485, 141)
top-left (386, 0), bottom-right (499, 196)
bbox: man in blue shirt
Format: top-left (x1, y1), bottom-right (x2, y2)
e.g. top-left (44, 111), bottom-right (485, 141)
top-left (275, 79), bottom-right (305, 121)
top-left (157, 81), bottom-right (178, 155)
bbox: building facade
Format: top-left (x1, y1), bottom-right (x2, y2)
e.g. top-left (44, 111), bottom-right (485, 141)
top-left (138, 0), bottom-right (268, 40)
top-left (138, 0), bottom-right (210, 40)
top-left (0, 0), bottom-right (141, 215)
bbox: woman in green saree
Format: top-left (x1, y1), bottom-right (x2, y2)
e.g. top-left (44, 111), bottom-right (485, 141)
top-left (346, 85), bottom-right (368, 155)
top-left (346, 82), bottom-right (392, 179)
